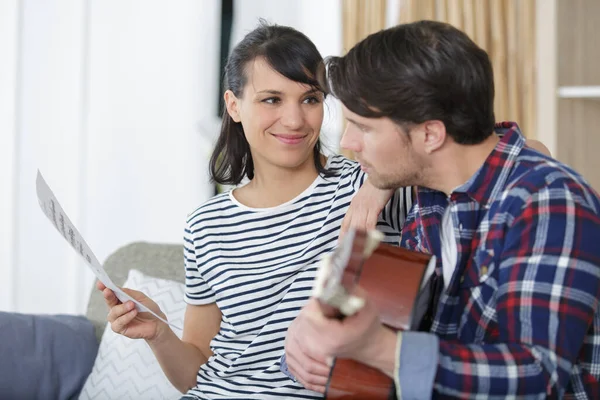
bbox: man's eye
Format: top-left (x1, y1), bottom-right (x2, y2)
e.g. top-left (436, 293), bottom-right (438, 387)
top-left (354, 124), bottom-right (369, 132)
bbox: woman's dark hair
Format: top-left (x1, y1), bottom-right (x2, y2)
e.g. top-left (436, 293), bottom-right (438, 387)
top-left (210, 21), bottom-right (331, 186)
top-left (323, 20), bottom-right (495, 145)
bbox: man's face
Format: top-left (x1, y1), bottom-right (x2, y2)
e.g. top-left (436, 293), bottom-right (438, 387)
top-left (340, 105), bottom-right (423, 190)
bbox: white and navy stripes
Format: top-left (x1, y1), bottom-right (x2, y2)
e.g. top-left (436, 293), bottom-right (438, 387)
top-left (183, 155), bottom-right (411, 399)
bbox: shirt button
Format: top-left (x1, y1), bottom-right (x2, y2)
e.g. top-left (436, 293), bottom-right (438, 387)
top-left (480, 265), bottom-right (488, 277)
top-left (459, 223), bottom-right (463, 231)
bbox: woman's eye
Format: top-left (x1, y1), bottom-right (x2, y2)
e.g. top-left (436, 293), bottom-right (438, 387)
top-left (303, 96), bottom-right (321, 105)
top-left (262, 97), bottom-right (280, 104)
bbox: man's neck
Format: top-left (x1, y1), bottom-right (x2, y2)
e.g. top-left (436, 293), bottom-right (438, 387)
top-left (427, 133), bottom-right (500, 196)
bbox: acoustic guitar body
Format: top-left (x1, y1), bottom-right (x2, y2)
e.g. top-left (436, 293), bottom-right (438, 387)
top-left (317, 230), bottom-right (432, 400)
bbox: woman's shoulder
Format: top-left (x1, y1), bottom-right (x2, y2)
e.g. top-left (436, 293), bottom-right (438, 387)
top-left (325, 154), bottom-right (361, 175)
top-left (185, 191), bottom-right (235, 227)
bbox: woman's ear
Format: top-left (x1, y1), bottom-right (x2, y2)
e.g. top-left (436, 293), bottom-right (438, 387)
top-left (224, 90), bottom-right (241, 123)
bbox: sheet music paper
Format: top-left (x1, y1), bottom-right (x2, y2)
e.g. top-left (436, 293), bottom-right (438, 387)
top-left (36, 170), bottom-right (182, 331)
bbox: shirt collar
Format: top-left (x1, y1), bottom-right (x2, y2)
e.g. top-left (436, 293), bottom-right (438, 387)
top-left (459, 122), bottom-right (525, 205)
top-left (415, 122), bottom-right (526, 205)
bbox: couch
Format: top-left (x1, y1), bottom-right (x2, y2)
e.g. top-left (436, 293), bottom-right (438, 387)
top-left (0, 242), bottom-right (183, 400)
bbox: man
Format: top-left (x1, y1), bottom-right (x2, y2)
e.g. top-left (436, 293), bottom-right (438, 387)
top-left (281, 21), bottom-right (600, 398)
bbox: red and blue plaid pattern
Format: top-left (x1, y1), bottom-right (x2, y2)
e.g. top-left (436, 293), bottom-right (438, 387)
top-left (401, 122), bottom-right (600, 398)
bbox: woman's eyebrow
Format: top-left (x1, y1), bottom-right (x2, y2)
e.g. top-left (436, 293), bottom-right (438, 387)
top-left (255, 89), bottom-right (319, 95)
top-left (256, 89), bottom-right (283, 95)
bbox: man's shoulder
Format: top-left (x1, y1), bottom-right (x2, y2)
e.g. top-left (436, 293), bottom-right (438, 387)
top-left (501, 151), bottom-right (600, 213)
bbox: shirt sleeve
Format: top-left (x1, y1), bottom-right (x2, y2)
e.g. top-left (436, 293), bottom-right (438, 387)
top-left (398, 181), bottom-right (600, 398)
top-left (394, 332), bottom-right (439, 400)
top-left (349, 163), bottom-right (413, 241)
top-left (183, 218), bottom-right (217, 305)
top-left (378, 186), bottom-right (413, 235)
top-left (279, 354), bottom-right (295, 381)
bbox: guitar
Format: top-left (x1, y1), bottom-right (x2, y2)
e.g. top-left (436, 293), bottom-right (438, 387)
top-left (313, 229), bottom-right (435, 399)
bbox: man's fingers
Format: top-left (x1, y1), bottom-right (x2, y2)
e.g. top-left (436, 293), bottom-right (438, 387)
top-left (303, 299), bottom-right (338, 330)
top-left (340, 213), bottom-right (352, 237)
top-left (287, 352), bottom-right (328, 394)
top-left (287, 350), bottom-right (330, 381)
top-left (343, 208), bottom-right (377, 233)
top-left (286, 332), bottom-right (331, 393)
top-left (304, 297), bottom-right (324, 315)
top-left (297, 377), bottom-right (326, 394)
top-left (365, 210), bottom-right (377, 231)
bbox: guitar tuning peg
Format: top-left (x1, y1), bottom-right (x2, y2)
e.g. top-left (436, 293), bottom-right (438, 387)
top-left (363, 230), bottom-right (384, 258)
top-left (339, 294), bottom-right (366, 316)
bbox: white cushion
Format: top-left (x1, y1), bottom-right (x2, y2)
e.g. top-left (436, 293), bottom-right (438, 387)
top-left (79, 269), bottom-right (185, 400)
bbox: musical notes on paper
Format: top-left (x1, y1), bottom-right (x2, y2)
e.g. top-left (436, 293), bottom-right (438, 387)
top-left (36, 171), bottom-right (182, 331)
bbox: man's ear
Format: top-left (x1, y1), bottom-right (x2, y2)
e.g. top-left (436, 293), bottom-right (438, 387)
top-left (224, 90), bottom-right (241, 123)
top-left (422, 120), bottom-right (446, 154)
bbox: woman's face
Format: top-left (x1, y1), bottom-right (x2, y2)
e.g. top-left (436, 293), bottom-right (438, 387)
top-left (225, 57), bottom-right (324, 173)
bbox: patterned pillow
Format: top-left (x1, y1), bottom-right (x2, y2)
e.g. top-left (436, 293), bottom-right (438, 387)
top-left (79, 269), bottom-right (186, 400)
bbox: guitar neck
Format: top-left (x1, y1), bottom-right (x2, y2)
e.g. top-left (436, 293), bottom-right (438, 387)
top-left (314, 230), bottom-right (382, 318)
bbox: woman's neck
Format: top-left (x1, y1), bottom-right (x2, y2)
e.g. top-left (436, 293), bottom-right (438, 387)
top-left (233, 155), bottom-right (325, 209)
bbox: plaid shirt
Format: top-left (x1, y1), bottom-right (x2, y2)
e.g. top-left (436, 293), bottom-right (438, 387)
top-left (399, 122), bottom-right (600, 399)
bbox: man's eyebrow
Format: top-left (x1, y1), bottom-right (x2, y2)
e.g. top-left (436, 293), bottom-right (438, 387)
top-left (346, 118), bottom-right (368, 128)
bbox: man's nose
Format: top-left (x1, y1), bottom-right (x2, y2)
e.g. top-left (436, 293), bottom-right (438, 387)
top-left (340, 124), bottom-right (362, 153)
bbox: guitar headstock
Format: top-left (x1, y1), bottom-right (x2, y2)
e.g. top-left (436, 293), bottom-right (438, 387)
top-left (313, 229), bottom-right (384, 318)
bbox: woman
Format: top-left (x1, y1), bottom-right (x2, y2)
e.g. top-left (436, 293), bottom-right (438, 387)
top-left (97, 22), bottom-right (411, 399)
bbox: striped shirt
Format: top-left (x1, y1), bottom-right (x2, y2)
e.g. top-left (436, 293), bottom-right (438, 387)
top-left (183, 155), bottom-right (411, 399)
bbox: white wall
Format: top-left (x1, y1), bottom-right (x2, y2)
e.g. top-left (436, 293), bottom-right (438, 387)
top-left (1, 0), bottom-right (219, 315)
top-left (15, 0), bottom-right (90, 314)
top-left (83, 0), bottom-right (219, 295)
top-left (0, 0), bottom-right (20, 312)
top-left (0, 0), bottom-right (343, 315)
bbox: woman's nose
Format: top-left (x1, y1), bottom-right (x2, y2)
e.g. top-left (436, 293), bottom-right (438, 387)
top-left (280, 104), bottom-right (304, 130)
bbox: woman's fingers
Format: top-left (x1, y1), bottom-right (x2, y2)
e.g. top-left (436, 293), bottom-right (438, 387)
top-left (110, 308), bottom-right (138, 335)
top-left (107, 300), bottom-right (134, 323)
top-left (102, 287), bottom-right (121, 308)
top-left (96, 280), bottom-right (106, 291)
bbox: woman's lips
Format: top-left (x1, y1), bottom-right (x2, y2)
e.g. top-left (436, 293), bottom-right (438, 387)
top-left (273, 134), bottom-right (306, 145)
